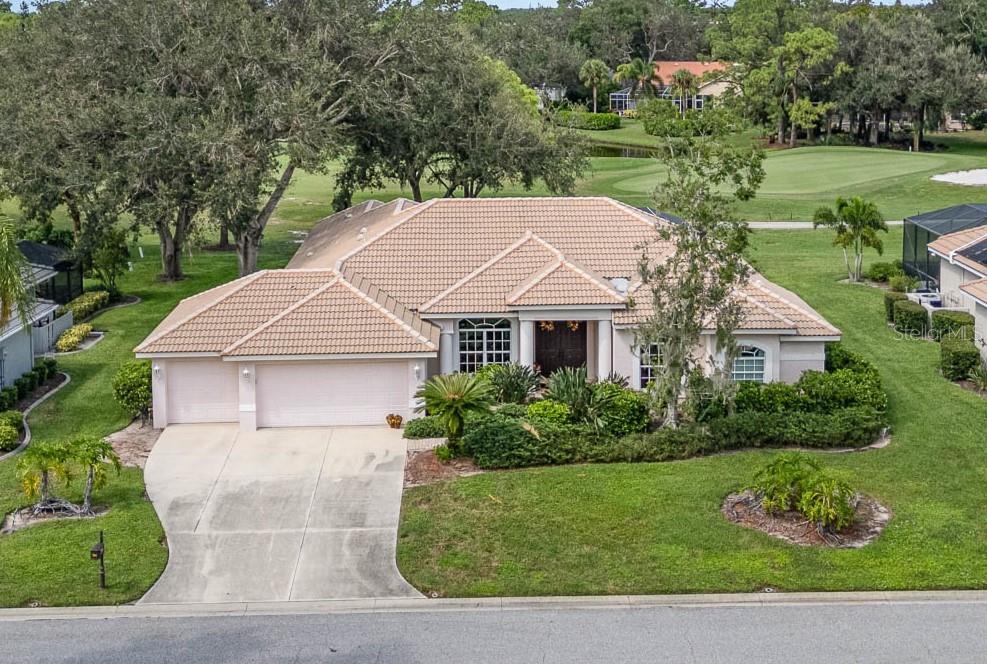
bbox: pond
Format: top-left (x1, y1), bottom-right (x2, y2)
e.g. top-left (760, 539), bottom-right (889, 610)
top-left (588, 144), bottom-right (658, 159)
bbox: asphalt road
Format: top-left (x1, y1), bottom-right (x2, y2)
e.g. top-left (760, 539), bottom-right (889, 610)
top-left (2, 598), bottom-right (985, 664)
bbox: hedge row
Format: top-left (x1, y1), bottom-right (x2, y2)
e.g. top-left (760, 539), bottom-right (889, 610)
top-left (66, 290), bottom-right (110, 321)
top-left (55, 323), bottom-right (93, 352)
top-left (941, 338), bottom-right (980, 380)
top-left (462, 406), bottom-right (886, 469)
top-left (556, 110), bottom-right (621, 130)
top-left (931, 310), bottom-right (974, 342)
top-left (883, 291), bottom-right (908, 322)
top-left (893, 299), bottom-right (928, 335)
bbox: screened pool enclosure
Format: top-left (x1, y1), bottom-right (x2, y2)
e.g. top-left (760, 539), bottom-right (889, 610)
top-left (903, 204), bottom-right (987, 286)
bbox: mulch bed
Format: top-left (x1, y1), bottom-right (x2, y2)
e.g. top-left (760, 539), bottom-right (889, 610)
top-left (723, 490), bottom-right (891, 548)
top-left (106, 419), bottom-right (161, 468)
top-left (13, 372), bottom-right (67, 413)
top-left (2, 505), bottom-right (107, 535)
top-left (955, 379), bottom-right (987, 399)
top-left (404, 449), bottom-right (483, 488)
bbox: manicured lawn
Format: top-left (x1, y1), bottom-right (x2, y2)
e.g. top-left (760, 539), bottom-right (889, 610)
top-left (396, 226), bottom-right (987, 597)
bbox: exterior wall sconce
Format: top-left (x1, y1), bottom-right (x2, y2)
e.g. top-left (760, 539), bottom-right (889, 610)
top-left (242, 368), bottom-right (252, 381)
top-left (152, 364), bottom-right (161, 378)
top-left (413, 363), bottom-right (421, 380)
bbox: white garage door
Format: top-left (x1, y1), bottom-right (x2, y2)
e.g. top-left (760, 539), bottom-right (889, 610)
top-left (167, 360), bottom-right (238, 423)
top-left (255, 361), bottom-right (409, 428)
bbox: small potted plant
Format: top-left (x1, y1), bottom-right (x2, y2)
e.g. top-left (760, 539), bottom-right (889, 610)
top-left (386, 413), bottom-right (403, 429)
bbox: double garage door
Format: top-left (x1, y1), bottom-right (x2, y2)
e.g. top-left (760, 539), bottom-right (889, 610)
top-left (165, 359), bottom-right (409, 427)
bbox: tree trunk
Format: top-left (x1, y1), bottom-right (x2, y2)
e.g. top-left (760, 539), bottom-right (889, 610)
top-left (39, 470), bottom-right (49, 505)
top-left (236, 163), bottom-right (296, 277)
top-left (776, 109), bottom-right (786, 145)
top-left (917, 104), bottom-right (926, 149)
top-left (592, 85), bottom-right (597, 114)
top-left (825, 112), bottom-right (832, 143)
top-left (82, 467), bottom-right (94, 514)
top-left (409, 177), bottom-right (423, 203)
top-left (789, 89), bottom-right (798, 147)
top-left (869, 105), bottom-right (880, 145)
top-left (842, 247), bottom-right (852, 282)
top-left (218, 224), bottom-right (231, 250)
top-left (65, 196), bottom-right (82, 239)
top-left (156, 221), bottom-right (182, 281)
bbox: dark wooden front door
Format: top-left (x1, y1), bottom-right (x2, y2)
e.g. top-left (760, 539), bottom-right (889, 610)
top-left (534, 322), bottom-right (587, 376)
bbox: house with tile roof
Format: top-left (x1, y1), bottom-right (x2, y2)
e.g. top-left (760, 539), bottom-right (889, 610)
top-left (609, 61), bottom-right (731, 114)
top-left (927, 225), bottom-right (987, 357)
top-left (136, 197), bottom-right (839, 431)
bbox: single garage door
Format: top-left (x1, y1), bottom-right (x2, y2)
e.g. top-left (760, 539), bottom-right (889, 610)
top-left (166, 359), bottom-right (238, 423)
top-left (255, 361), bottom-right (409, 428)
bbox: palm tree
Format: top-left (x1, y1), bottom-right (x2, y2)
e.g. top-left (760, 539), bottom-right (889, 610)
top-left (614, 58), bottom-right (660, 101)
top-left (17, 442), bottom-right (72, 514)
top-left (578, 59), bottom-right (610, 114)
top-left (813, 197), bottom-right (888, 282)
top-left (669, 69), bottom-right (699, 118)
top-left (0, 219), bottom-right (34, 327)
top-left (69, 437), bottom-right (121, 514)
top-left (414, 373), bottom-right (494, 442)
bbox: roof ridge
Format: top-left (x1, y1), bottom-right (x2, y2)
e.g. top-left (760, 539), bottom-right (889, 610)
top-left (135, 270), bottom-right (269, 352)
top-left (338, 277), bottom-right (437, 349)
top-left (419, 232), bottom-right (542, 312)
top-left (333, 198), bottom-right (440, 271)
top-left (737, 288), bottom-right (796, 329)
top-left (506, 249), bottom-right (626, 305)
top-left (747, 277), bottom-right (836, 333)
top-left (505, 260), bottom-right (563, 304)
top-left (220, 275), bottom-right (341, 356)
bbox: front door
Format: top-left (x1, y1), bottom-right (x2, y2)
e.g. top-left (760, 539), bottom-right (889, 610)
top-left (534, 321), bottom-right (587, 376)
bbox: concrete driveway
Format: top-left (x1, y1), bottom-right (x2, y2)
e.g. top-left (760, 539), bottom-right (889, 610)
top-left (140, 424), bottom-right (421, 603)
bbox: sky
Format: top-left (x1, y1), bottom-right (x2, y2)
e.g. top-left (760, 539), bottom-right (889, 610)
top-left (491, 0), bottom-right (928, 7)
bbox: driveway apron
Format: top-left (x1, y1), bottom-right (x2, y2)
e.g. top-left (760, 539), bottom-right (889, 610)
top-left (139, 424), bottom-right (421, 603)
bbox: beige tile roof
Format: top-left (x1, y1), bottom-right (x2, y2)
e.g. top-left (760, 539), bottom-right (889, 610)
top-left (614, 273), bottom-right (840, 337)
top-left (136, 269), bottom-right (438, 356)
top-left (959, 278), bottom-right (987, 305)
top-left (928, 227), bottom-right (987, 257)
top-left (336, 197), bottom-right (673, 309)
top-left (139, 197), bottom-right (839, 356)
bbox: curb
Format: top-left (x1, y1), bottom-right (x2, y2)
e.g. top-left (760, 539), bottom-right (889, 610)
top-left (0, 372), bottom-right (72, 463)
top-left (2, 590), bottom-right (986, 622)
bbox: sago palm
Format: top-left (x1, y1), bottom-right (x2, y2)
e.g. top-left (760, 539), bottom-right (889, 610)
top-left (579, 58), bottom-right (610, 113)
top-left (415, 373), bottom-right (494, 441)
top-left (813, 196), bottom-right (887, 282)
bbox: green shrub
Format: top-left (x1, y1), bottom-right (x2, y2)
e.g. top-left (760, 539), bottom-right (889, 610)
top-left (893, 299), bottom-right (928, 335)
top-left (969, 360), bottom-right (987, 391)
top-left (0, 410), bottom-right (24, 433)
top-left (55, 323), bottom-right (94, 352)
top-left (0, 421), bottom-right (20, 452)
top-left (433, 444), bottom-right (454, 462)
top-left (65, 290), bottom-right (110, 320)
top-left (888, 274), bottom-right (918, 293)
top-left (735, 381), bottom-right (802, 414)
top-left (0, 387), bottom-right (17, 410)
top-left (941, 338), bottom-right (980, 381)
top-left (13, 377), bottom-right (29, 400)
top-left (931, 310), bottom-right (975, 342)
top-left (23, 370), bottom-right (38, 392)
top-left (825, 342), bottom-right (876, 375)
top-left (796, 369), bottom-right (887, 413)
top-left (33, 361), bottom-right (49, 382)
top-left (42, 357), bottom-right (57, 375)
top-left (749, 452), bottom-right (820, 513)
top-left (797, 472), bottom-right (856, 530)
top-left (556, 109), bottom-right (620, 130)
top-left (883, 291), bottom-right (908, 322)
top-left (638, 99), bottom-right (684, 136)
top-left (112, 360), bottom-right (153, 424)
top-left (403, 416), bottom-right (446, 439)
top-left (865, 260), bottom-right (904, 282)
top-left (708, 407), bottom-right (885, 450)
top-left (595, 425), bottom-right (714, 463)
top-left (493, 403), bottom-right (527, 419)
top-left (681, 370), bottom-right (731, 423)
top-left (545, 366), bottom-right (594, 422)
top-left (524, 399), bottom-right (570, 425)
top-left (593, 383), bottom-right (649, 436)
top-left (463, 415), bottom-right (596, 469)
top-left (486, 362), bottom-right (540, 404)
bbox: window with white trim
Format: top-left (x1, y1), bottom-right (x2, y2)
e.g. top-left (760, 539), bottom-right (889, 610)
top-left (458, 318), bottom-right (512, 373)
top-left (639, 343), bottom-right (663, 389)
top-left (731, 345), bottom-right (766, 382)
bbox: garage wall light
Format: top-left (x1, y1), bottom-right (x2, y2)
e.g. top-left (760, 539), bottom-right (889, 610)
top-left (242, 368), bottom-right (252, 380)
top-left (152, 364), bottom-right (161, 378)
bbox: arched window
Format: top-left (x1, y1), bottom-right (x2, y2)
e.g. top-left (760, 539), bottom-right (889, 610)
top-left (731, 346), bottom-right (766, 383)
top-left (458, 318), bottom-right (511, 373)
top-left (639, 343), bottom-right (663, 389)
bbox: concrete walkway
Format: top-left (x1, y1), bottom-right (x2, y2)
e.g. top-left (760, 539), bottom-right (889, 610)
top-left (140, 424), bottom-right (421, 604)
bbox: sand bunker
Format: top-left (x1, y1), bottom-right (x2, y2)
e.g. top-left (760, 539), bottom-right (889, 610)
top-left (931, 169), bottom-right (987, 186)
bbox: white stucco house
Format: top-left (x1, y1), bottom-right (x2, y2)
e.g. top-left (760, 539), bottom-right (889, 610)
top-left (136, 197), bottom-right (840, 431)
top-left (927, 226), bottom-right (987, 357)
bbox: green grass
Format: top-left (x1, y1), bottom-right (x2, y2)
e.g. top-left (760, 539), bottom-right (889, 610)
top-left (396, 226), bottom-right (987, 597)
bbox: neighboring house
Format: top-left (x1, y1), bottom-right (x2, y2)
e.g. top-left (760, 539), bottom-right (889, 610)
top-left (0, 249), bottom-right (74, 387)
top-left (927, 226), bottom-right (987, 357)
top-left (903, 204), bottom-right (987, 286)
top-left (609, 61), bottom-right (730, 114)
top-left (136, 197), bottom-right (840, 431)
top-left (534, 83), bottom-right (566, 110)
top-left (17, 240), bottom-right (85, 304)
